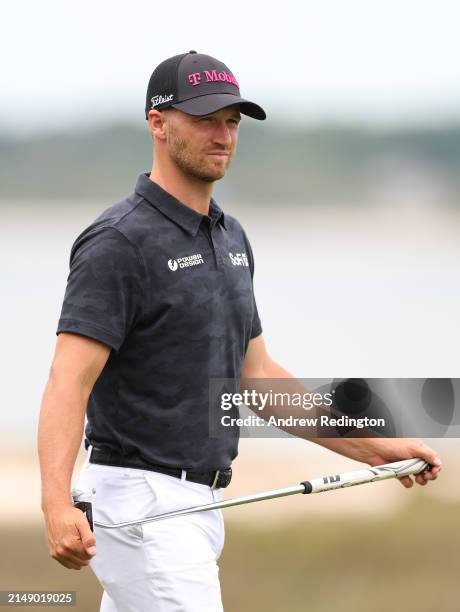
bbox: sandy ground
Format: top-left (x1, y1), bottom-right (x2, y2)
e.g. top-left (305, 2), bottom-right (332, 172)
top-left (1, 439), bottom-right (458, 527)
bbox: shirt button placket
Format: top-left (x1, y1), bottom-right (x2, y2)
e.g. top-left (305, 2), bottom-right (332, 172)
top-left (210, 223), bottom-right (224, 267)
top-left (203, 217), bottom-right (223, 267)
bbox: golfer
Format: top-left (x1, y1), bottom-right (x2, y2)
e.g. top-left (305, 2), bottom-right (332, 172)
top-left (38, 51), bottom-right (442, 612)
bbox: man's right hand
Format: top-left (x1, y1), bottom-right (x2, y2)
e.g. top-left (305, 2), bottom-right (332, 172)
top-left (44, 504), bottom-right (97, 570)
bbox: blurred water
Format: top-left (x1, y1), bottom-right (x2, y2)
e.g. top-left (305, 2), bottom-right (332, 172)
top-left (2, 200), bottom-right (460, 443)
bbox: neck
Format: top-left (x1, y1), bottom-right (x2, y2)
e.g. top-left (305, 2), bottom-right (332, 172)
top-left (149, 156), bottom-right (214, 217)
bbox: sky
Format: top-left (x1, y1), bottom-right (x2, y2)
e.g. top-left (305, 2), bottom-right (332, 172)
top-left (2, 0), bottom-right (460, 135)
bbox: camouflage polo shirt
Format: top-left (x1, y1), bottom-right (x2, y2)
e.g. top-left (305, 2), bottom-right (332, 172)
top-left (56, 172), bottom-right (262, 470)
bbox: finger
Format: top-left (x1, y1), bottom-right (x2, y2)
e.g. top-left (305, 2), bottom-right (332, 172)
top-left (60, 561), bottom-right (80, 570)
top-left (418, 464), bottom-right (441, 483)
top-left (53, 554), bottom-right (84, 570)
top-left (53, 547), bottom-right (92, 568)
top-left (61, 555), bottom-right (90, 568)
top-left (423, 468), bottom-right (441, 482)
top-left (415, 474), bottom-right (427, 486)
top-left (65, 542), bottom-right (95, 561)
top-left (75, 518), bottom-right (97, 556)
top-left (64, 549), bottom-right (93, 564)
top-left (63, 560), bottom-right (84, 570)
top-left (398, 476), bottom-right (413, 488)
top-left (58, 536), bottom-right (94, 561)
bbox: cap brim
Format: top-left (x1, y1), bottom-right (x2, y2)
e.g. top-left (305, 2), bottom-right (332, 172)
top-left (172, 93), bottom-right (266, 120)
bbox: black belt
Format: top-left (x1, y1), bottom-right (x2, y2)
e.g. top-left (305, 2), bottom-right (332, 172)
top-left (89, 447), bottom-right (232, 489)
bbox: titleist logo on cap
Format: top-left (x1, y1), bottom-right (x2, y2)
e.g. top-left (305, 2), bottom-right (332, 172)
top-left (187, 70), bottom-right (239, 88)
top-left (151, 93), bottom-right (174, 108)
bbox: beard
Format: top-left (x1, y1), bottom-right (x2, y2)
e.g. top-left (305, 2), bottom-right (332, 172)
top-left (166, 122), bottom-right (234, 183)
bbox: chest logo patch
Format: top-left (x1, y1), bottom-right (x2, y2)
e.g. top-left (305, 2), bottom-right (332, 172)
top-left (168, 253), bottom-right (204, 271)
top-left (229, 252), bottom-right (249, 267)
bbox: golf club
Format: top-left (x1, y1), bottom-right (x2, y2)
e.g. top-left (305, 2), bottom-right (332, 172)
top-left (76, 458), bottom-right (429, 530)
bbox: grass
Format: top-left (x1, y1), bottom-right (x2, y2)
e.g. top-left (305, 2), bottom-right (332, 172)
top-left (1, 497), bottom-right (458, 611)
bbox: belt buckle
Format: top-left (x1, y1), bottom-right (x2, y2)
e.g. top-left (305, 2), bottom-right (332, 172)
top-left (211, 468), bottom-right (232, 489)
top-left (220, 468), bottom-right (232, 488)
top-left (211, 470), bottom-right (220, 490)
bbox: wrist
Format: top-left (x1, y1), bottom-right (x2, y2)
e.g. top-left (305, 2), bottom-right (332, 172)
top-left (41, 494), bottom-right (73, 514)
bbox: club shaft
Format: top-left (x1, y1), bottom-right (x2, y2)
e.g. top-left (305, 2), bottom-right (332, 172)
top-left (93, 458), bottom-right (429, 529)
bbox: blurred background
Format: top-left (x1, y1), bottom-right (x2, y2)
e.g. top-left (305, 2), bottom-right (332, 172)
top-left (1, 1), bottom-right (459, 610)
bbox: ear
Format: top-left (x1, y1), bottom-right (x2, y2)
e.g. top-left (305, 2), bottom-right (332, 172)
top-left (148, 109), bottom-right (168, 142)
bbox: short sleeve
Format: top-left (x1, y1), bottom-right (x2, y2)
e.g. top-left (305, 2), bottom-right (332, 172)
top-left (56, 227), bottom-right (145, 351)
top-left (242, 231), bottom-right (263, 340)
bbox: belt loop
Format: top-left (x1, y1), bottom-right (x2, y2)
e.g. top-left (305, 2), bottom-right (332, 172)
top-left (181, 469), bottom-right (187, 481)
top-left (211, 470), bottom-right (220, 490)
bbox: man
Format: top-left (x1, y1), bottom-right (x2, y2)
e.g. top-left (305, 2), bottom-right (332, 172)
top-left (38, 51), bottom-right (441, 612)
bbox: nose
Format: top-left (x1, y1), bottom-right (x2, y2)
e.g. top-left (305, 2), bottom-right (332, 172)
top-left (212, 120), bottom-right (232, 147)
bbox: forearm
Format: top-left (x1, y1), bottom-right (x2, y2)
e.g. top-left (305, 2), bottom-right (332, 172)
top-left (38, 377), bottom-right (89, 512)
top-left (241, 355), bottom-right (373, 443)
top-left (241, 340), bottom-right (442, 480)
top-left (312, 437), bottom-right (382, 463)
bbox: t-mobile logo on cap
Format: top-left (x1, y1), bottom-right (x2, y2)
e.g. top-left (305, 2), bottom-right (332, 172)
top-left (187, 70), bottom-right (239, 88)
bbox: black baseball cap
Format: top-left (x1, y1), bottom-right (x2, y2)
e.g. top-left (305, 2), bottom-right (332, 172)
top-left (145, 51), bottom-right (266, 121)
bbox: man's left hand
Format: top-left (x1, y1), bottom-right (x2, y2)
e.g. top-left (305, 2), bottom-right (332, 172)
top-left (361, 438), bottom-right (442, 488)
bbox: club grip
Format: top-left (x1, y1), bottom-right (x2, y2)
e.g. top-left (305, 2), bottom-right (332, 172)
top-left (71, 489), bottom-right (94, 531)
top-left (73, 501), bottom-right (94, 531)
top-left (301, 458), bottom-right (431, 495)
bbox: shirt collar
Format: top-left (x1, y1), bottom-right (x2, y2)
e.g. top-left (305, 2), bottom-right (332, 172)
top-left (135, 173), bottom-right (226, 236)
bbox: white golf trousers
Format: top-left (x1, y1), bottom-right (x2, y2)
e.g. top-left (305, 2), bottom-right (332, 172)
top-left (76, 450), bottom-right (225, 612)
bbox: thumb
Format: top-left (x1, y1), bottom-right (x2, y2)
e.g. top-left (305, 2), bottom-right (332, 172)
top-left (414, 442), bottom-right (442, 469)
top-left (76, 516), bottom-right (97, 555)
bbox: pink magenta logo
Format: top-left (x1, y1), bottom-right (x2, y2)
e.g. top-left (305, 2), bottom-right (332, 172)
top-left (188, 72), bottom-right (201, 86)
top-left (187, 70), bottom-right (239, 88)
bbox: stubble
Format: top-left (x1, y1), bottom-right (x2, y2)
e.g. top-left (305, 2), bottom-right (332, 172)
top-left (166, 120), bottom-right (233, 183)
